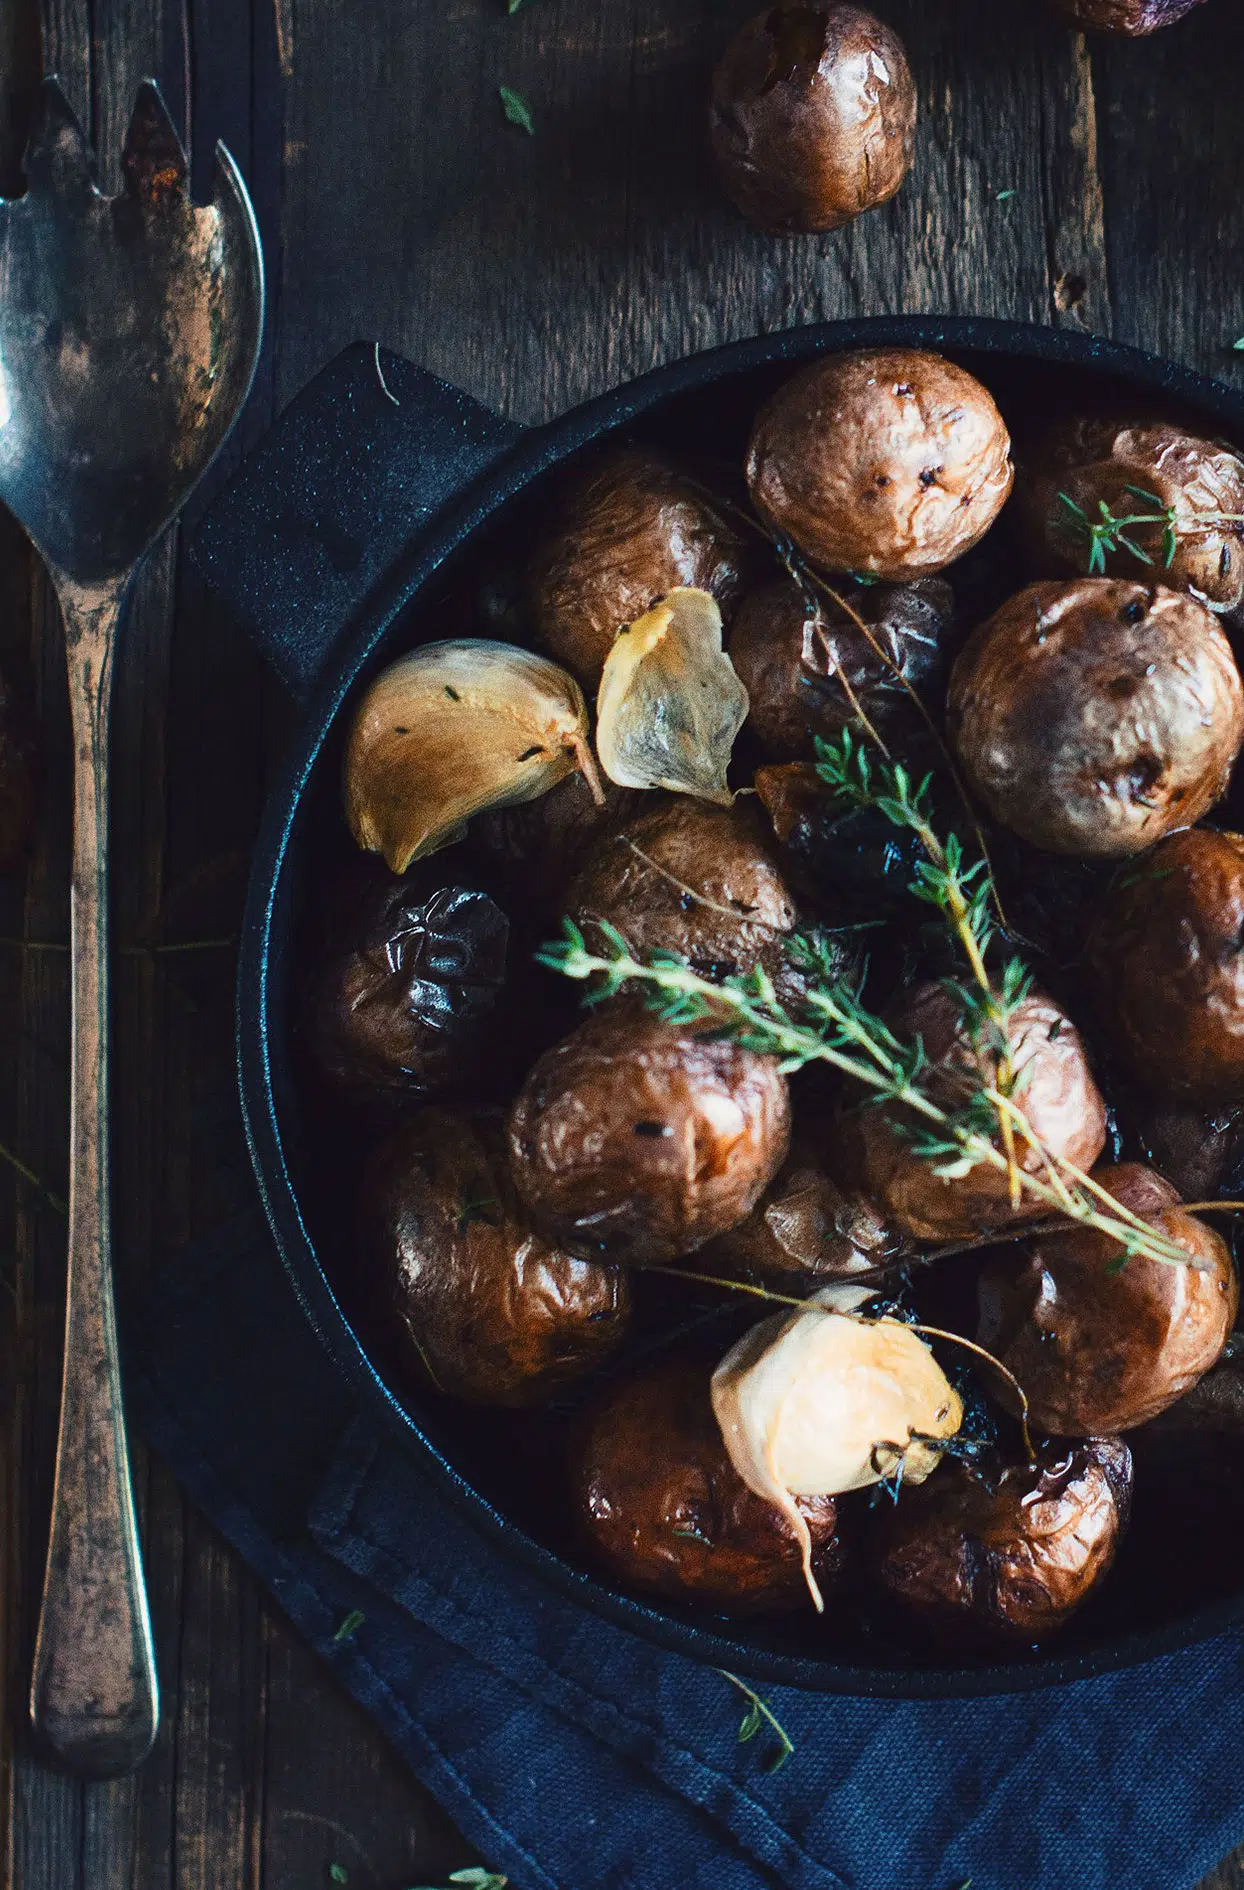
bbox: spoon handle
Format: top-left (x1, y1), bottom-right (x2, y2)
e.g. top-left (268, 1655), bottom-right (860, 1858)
top-left (30, 572), bottom-right (158, 1779)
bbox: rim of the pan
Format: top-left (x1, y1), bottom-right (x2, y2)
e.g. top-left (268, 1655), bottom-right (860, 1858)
top-left (236, 314), bottom-right (1244, 1697)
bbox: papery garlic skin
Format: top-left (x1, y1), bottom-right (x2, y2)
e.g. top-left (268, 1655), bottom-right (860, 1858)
top-left (595, 587), bottom-right (748, 804)
top-left (344, 639), bottom-right (601, 873)
top-left (711, 1297), bottom-right (962, 1609)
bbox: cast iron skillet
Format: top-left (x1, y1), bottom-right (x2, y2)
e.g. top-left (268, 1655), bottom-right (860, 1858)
top-left (194, 314), bottom-right (1244, 1697)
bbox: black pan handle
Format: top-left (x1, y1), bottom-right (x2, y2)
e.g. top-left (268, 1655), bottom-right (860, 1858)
top-left (190, 342), bottom-right (524, 699)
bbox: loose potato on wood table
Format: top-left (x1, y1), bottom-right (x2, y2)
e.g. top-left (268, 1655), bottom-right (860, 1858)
top-left (1089, 829), bottom-right (1244, 1106)
top-left (526, 448), bottom-right (748, 690)
top-left (728, 574), bottom-right (952, 761)
top-left (506, 1006), bottom-right (791, 1265)
top-left (574, 1359), bottom-right (844, 1613)
top-left (746, 350), bottom-right (1013, 579)
top-left (708, 3), bottom-right (916, 236)
top-left (302, 873), bottom-right (509, 1105)
top-left (842, 980), bottom-right (1107, 1242)
top-left (873, 1439), bottom-right (1133, 1643)
top-left (948, 579), bottom-right (1244, 857)
top-left (977, 1164), bottom-right (1237, 1434)
top-left (1022, 418), bottom-right (1244, 619)
top-left (1047, 0), bottom-right (1207, 31)
top-left (362, 1108), bottom-right (631, 1406)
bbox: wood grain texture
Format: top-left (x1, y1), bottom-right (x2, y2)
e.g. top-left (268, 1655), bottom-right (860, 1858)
top-left (0, 0), bottom-right (1241, 1881)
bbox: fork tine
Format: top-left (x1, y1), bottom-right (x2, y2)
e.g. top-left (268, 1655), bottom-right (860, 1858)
top-left (23, 77), bottom-right (94, 196)
top-left (120, 80), bottom-right (188, 205)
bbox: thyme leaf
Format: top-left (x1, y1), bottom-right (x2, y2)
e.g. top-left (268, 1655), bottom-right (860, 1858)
top-left (717, 1671), bottom-right (795, 1773)
top-left (499, 85), bottom-right (534, 134)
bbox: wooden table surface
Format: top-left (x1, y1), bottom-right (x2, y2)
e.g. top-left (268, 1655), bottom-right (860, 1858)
top-left (1, 0), bottom-right (1243, 1883)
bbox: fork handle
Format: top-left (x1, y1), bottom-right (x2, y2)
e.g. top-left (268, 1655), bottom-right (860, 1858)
top-left (29, 570), bottom-right (158, 1779)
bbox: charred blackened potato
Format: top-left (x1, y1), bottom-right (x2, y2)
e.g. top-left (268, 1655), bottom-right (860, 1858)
top-left (844, 981), bottom-right (1107, 1242)
top-left (698, 1127), bottom-right (911, 1287)
top-left (708, 4), bottom-right (916, 236)
top-left (753, 761), bottom-right (927, 915)
top-left (1023, 419), bottom-right (1244, 618)
top-left (1048, 0), bottom-right (1207, 32)
top-left (977, 1164), bottom-right (1238, 1434)
top-left (1089, 829), bottom-right (1244, 1106)
top-left (746, 351), bottom-right (1013, 579)
top-left (948, 579), bottom-right (1244, 858)
top-left (873, 1439), bottom-right (1133, 1642)
top-left (304, 874), bottom-right (509, 1104)
top-left (526, 449), bottom-right (748, 690)
top-left (507, 1006), bottom-right (791, 1265)
top-left (728, 575), bottom-right (952, 761)
top-left (575, 1358), bottom-right (843, 1612)
top-left (564, 796), bottom-right (842, 1012)
top-left (1131, 1099), bottom-right (1244, 1203)
top-left (362, 1109), bottom-right (630, 1406)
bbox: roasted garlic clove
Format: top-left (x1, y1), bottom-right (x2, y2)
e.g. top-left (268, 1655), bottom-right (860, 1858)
top-left (344, 639), bottom-right (602, 872)
top-left (711, 1295), bottom-right (962, 1609)
top-left (595, 587), bottom-right (748, 804)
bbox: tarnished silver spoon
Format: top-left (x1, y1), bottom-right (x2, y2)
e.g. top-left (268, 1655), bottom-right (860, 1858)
top-left (0, 77), bottom-right (264, 1779)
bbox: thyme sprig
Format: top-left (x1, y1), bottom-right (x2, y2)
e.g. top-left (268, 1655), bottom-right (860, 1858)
top-left (717, 1670), bottom-right (795, 1773)
top-left (538, 921), bottom-right (1187, 1270)
top-left (1056, 486), bottom-right (1244, 576)
top-left (814, 728), bottom-right (1029, 1204)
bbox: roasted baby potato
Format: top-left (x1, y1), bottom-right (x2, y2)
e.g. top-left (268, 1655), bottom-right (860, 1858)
top-left (708, 3), bottom-right (916, 235)
top-left (472, 770), bottom-right (648, 911)
top-left (362, 1108), bottom-right (630, 1406)
top-left (873, 1439), bottom-right (1133, 1642)
top-left (977, 1164), bottom-right (1237, 1434)
top-left (843, 980), bottom-right (1107, 1242)
top-left (303, 873), bottom-right (509, 1104)
top-left (753, 760), bottom-right (927, 914)
top-left (728, 575), bottom-right (952, 761)
top-left (1131, 1100), bottom-right (1244, 1204)
top-left (575, 1357), bottom-right (843, 1611)
top-left (1022, 418), bottom-right (1244, 618)
top-left (746, 350), bottom-right (1013, 579)
top-left (564, 796), bottom-right (844, 1012)
top-left (948, 579), bottom-right (1244, 858)
top-left (526, 448), bottom-right (748, 689)
top-left (698, 1127), bottom-right (910, 1287)
top-left (1089, 828), bottom-right (1244, 1106)
top-left (1047, 0), bottom-right (1207, 32)
top-left (507, 1005), bottom-right (791, 1265)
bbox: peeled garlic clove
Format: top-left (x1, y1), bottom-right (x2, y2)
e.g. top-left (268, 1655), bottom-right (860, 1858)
top-left (344, 639), bottom-right (603, 872)
top-left (595, 586), bottom-right (748, 804)
top-left (711, 1297), bottom-right (962, 1610)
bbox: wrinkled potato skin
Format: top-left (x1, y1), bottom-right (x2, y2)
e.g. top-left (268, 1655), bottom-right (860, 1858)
top-left (844, 981), bottom-right (1107, 1242)
top-left (746, 350), bottom-right (1014, 579)
top-left (1090, 829), bottom-right (1244, 1106)
top-left (729, 575), bottom-right (952, 760)
top-left (1025, 419), bottom-right (1244, 618)
top-left (304, 877), bottom-right (509, 1103)
top-left (565, 797), bottom-right (837, 1013)
top-left (948, 579), bottom-right (1244, 858)
top-left (507, 1006), bottom-right (791, 1265)
top-left (575, 1359), bottom-right (843, 1611)
top-left (708, 4), bottom-right (916, 236)
top-left (874, 1440), bottom-right (1132, 1642)
top-left (977, 1164), bottom-right (1238, 1434)
top-left (363, 1109), bottom-right (630, 1407)
top-left (698, 1127), bottom-right (910, 1286)
top-left (526, 448), bottom-right (748, 689)
top-left (1048, 0), bottom-right (1206, 32)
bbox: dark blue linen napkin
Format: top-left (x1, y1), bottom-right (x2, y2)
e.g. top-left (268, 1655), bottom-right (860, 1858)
top-left (124, 1210), bottom-right (1244, 1890)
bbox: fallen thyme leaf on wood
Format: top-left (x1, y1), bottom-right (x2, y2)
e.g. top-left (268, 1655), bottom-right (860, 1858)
top-left (995, 188), bottom-right (1017, 202)
top-left (499, 85), bottom-right (534, 134)
top-left (407, 1872), bottom-right (509, 1890)
top-left (718, 1670), bottom-right (795, 1773)
top-left (328, 1869), bottom-right (348, 1886)
top-left (332, 1609), bottom-right (365, 1642)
